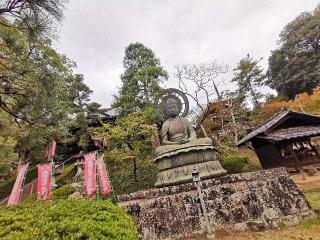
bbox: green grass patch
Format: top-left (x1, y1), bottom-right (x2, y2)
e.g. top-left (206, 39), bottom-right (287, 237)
top-left (304, 191), bottom-right (320, 209)
top-left (296, 214), bottom-right (320, 231)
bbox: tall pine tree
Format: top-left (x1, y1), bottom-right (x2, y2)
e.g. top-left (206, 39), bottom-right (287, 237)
top-left (267, 5), bottom-right (320, 99)
top-left (232, 54), bottom-right (265, 107)
top-left (113, 42), bottom-right (168, 112)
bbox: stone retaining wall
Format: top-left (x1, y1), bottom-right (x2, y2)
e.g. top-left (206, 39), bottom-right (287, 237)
top-left (119, 168), bottom-right (314, 240)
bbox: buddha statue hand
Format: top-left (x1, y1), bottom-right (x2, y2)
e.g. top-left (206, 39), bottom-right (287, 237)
top-left (177, 139), bottom-right (189, 144)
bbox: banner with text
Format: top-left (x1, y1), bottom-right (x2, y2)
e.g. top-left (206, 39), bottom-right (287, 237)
top-left (84, 152), bottom-right (97, 197)
top-left (37, 163), bottom-right (52, 200)
top-left (44, 140), bottom-right (57, 159)
top-left (7, 164), bottom-right (28, 206)
top-left (97, 155), bottom-right (112, 196)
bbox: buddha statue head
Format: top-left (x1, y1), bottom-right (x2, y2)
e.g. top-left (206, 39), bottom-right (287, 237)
top-left (164, 96), bottom-right (182, 119)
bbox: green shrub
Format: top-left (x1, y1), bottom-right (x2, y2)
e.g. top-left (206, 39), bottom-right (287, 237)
top-left (0, 140), bottom-right (18, 179)
top-left (23, 185), bottom-right (73, 203)
top-left (52, 184), bottom-right (73, 200)
top-left (110, 160), bottom-right (157, 195)
top-left (220, 149), bottom-right (261, 174)
top-left (221, 155), bottom-right (247, 173)
top-left (0, 199), bottom-right (139, 240)
top-left (22, 185), bottom-right (73, 203)
top-left (55, 164), bottom-right (76, 185)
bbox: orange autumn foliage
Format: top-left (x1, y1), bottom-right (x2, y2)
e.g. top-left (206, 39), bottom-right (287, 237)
top-left (251, 88), bottom-right (320, 125)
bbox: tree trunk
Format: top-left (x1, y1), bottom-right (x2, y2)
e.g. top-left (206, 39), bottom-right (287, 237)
top-left (221, 118), bottom-right (225, 135)
top-left (200, 124), bottom-right (208, 137)
top-left (229, 100), bottom-right (238, 144)
top-left (143, 81), bottom-right (149, 104)
top-left (133, 158), bottom-right (138, 182)
top-left (212, 81), bottom-right (221, 99)
top-left (250, 88), bottom-right (259, 107)
top-left (126, 142), bottom-right (138, 182)
top-left (248, 81), bottom-right (259, 107)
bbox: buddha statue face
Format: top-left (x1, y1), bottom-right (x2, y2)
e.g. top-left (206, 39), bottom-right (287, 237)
top-left (165, 98), bottom-right (180, 118)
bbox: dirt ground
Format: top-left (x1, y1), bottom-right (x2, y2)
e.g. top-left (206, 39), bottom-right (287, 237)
top-left (291, 171), bottom-right (320, 192)
top-left (184, 172), bottom-right (320, 240)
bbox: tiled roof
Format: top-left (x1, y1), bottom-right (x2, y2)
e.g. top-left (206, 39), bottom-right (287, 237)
top-left (237, 109), bottom-right (320, 146)
top-left (258, 126), bottom-right (320, 141)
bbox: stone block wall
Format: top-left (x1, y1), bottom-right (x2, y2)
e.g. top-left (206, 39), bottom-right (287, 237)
top-left (119, 168), bottom-right (314, 240)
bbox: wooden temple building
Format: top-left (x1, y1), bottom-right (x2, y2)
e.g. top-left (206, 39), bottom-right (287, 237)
top-left (237, 109), bottom-right (320, 170)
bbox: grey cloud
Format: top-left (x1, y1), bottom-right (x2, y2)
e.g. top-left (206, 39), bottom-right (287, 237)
top-left (56, 0), bottom-right (319, 107)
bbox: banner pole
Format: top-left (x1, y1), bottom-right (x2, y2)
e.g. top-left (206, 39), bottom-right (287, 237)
top-left (104, 154), bottom-right (117, 204)
top-left (46, 141), bottom-right (56, 189)
top-left (51, 158), bottom-right (56, 189)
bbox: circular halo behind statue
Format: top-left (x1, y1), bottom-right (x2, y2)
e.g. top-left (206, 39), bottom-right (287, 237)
top-left (154, 88), bottom-right (189, 121)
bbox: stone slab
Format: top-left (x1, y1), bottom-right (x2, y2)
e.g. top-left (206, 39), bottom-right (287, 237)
top-left (119, 168), bottom-right (314, 240)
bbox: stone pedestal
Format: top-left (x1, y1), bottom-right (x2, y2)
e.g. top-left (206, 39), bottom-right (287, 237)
top-left (154, 138), bottom-right (227, 187)
top-left (119, 168), bottom-right (314, 240)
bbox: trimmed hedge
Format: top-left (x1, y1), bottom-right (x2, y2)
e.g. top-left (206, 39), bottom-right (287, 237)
top-left (0, 199), bottom-right (139, 240)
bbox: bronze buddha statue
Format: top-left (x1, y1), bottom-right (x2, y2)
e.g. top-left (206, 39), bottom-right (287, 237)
top-left (161, 97), bottom-right (197, 145)
top-left (153, 88), bottom-right (227, 187)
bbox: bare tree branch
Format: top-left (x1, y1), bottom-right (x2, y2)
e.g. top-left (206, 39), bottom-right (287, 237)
top-left (175, 61), bottom-right (228, 131)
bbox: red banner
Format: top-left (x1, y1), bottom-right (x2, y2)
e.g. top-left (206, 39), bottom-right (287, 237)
top-left (97, 155), bottom-right (112, 196)
top-left (7, 164), bottom-right (28, 206)
top-left (37, 163), bottom-right (52, 201)
top-left (84, 152), bottom-right (97, 197)
top-left (44, 140), bottom-right (57, 159)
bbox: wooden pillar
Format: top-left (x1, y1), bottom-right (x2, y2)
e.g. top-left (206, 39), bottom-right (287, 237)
top-left (288, 141), bottom-right (307, 180)
top-left (310, 139), bottom-right (320, 161)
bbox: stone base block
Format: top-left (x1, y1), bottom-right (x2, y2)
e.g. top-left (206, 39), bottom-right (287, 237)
top-left (154, 147), bottom-right (227, 187)
top-left (119, 168), bottom-right (314, 240)
top-left (155, 160), bottom-right (227, 187)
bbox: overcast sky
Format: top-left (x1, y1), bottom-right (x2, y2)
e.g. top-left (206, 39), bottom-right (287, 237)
top-left (56, 0), bottom-right (319, 108)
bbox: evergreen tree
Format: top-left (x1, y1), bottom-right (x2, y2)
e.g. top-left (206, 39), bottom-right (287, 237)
top-left (0, 20), bottom-right (100, 166)
top-left (267, 5), bottom-right (320, 99)
top-left (113, 42), bottom-right (168, 112)
top-left (0, 0), bottom-right (67, 38)
top-left (69, 74), bottom-right (92, 110)
top-left (232, 54), bottom-right (265, 107)
top-left (0, 19), bottom-right (76, 126)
